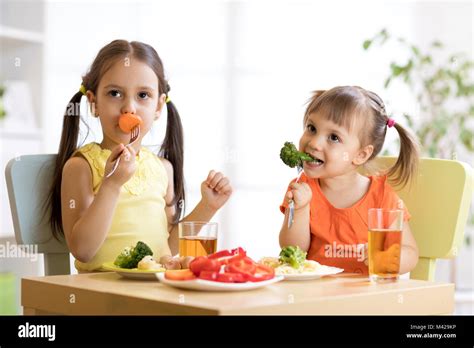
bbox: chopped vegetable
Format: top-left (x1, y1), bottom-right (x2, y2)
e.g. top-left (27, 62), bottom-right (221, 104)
top-left (114, 241), bottom-right (153, 269)
top-left (208, 247), bottom-right (247, 265)
top-left (165, 269), bottom-right (196, 281)
top-left (225, 257), bottom-right (256, 277)
top-left (137, 255), bottom-right (163, 271)
top-left (216, 272), bottom-right (246, 283)
top-left (245, 264), bottom-right (275, 282)
top-left (189, 256), bottom-right (221, 276)
top-left (280, 141), bottom-right (314, 168)
top-left (279, 246), bottom-right (307, 269)
top-left (170, 247), bottom-right (275, 283)
top-left (118, 112), bottom-right (142, 133)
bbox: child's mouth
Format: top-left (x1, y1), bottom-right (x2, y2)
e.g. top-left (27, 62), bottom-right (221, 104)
top-left (306, 156), bottom-right (324, 168)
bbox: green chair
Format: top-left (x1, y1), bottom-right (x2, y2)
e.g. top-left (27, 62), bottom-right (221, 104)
top-left (0, 273), bottom-right (17, 314)
top-left (5, 155), bottom-right (70, 275)
top-left (369, 157), bottom-right (473, 281)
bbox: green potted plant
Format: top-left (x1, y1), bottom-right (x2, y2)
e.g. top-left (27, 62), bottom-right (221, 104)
top-left (0, 85), bottom-right (6, 120)
top-left (363, 29), bottom-right (473, 159)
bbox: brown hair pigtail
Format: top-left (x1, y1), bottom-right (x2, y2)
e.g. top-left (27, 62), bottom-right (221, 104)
top-left (160, 93), bottom-right (185, 223)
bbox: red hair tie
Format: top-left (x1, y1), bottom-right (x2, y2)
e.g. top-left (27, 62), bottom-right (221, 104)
top-left (386, 118), bottom-right (396, 128)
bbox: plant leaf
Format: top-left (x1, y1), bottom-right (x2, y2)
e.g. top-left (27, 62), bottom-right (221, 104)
top-left (363, 40), bottom-right (372, 50)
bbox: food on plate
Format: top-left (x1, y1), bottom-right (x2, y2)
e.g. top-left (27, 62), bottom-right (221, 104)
top-left (137, 255), bottom-right (164, 271)
top-left (114, 241), bottom-right (153, 269)
top-left (275, 259), bottom-right (321, 275)
top-left (179, 256), bottom-right (195, 269)
top-left (163, 257), bottom-right (182, 270)
top-left (159, 255), bottom-right (195, 270)
top-left (159, 255), bottom-right (173, 265)
top-left (280, 141), bottom-right (314, 168)
top-left (258, 257), bottom-right (281, 269)
top-left (163, 247), bottom-right (275, 283)
top-left (189, 256), bottom-right (221, 276)
top-left (279, 245), bottom-right (307, 269)
top-left (259, 246), bottom-right (327, 275)
top-left (112, 242), bottom-right (195, 272)
top-left (259, 256), bottom-right (322, 275)
top-left (118, 112), bottom-right (143, 133)
top-left (164, 269), bottom-right (196, 281)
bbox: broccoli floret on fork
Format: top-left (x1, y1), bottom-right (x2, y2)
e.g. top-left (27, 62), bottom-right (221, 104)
top-left (280, 142), bottom-right (314, 168)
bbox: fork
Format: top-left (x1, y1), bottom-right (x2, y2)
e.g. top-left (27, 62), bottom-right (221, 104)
top-left (287, 165), bottom-right (303, 229)
top-left (105, 125), bottom-right (140, 178)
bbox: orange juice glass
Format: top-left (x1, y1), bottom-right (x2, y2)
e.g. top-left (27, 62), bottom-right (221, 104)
top-left (368, 209), bottom-right (403, 283)
top-left (178, 222), bottom-right (218, 257)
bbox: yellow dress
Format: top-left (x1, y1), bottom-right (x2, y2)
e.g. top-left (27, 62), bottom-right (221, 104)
top-left (72, 142), bottom-right (171, 272)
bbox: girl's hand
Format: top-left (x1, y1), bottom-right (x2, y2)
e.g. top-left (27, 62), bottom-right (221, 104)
top-left (201, 170), bottom-right (233, 211)
top-left (103, 143), bottom-right (137, 187)
top-left (372, 244), bottom-right (401, 274)
top-left (286, 182), bottom-right (312, 210)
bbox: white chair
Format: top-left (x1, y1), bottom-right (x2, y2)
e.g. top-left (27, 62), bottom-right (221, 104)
top-left (5, 154), bottom-right (70, 275)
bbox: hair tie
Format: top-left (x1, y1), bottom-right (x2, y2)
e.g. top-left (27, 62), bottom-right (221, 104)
top-left (165, 96), bottom-right (171, 104)
top-left (386, 118), bottom-right (396, 128)
top-left (79, 84), bottom-right (87, 95)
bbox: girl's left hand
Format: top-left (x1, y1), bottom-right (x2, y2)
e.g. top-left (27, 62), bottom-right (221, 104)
top-left (201, 170), bottom-right (233, 211)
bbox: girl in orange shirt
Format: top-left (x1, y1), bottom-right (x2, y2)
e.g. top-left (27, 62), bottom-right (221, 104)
top-left (279, 86), bottom-right (419, 275)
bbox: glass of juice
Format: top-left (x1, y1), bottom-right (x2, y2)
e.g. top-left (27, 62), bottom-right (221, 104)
top-left (178, 221), bottom-right (218, 257)
top-left (368, 209), bottom-right (403, 283)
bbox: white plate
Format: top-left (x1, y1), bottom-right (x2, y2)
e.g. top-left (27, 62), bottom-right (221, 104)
top-left (156, 273), bottom-right (284, 291)
top-left (102, 262), bottom-right (164, 280)
top-left (277, 265), bottom-right (344, 281)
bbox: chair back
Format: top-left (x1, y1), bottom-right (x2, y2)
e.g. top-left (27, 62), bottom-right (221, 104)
top-left (369, 157), bottom-right (473, 280)
top-left (5, 154), bottom-right (70, 275)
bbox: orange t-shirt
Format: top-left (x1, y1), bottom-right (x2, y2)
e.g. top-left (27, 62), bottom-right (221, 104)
top-left (280, 174), bottom-right (410, 275)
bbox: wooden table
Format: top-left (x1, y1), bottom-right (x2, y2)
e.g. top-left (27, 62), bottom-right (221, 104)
top-left (21, 272), bottom-right (454, 315)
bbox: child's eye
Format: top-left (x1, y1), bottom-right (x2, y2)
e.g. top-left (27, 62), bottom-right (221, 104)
top-left (108, 90), bottom-right (122, 98)
top-left (138, 92), bottom-right (150, 99)
top-left (329, 134), bottom-right (340, 143)
top-left (306, 124), bottom-right (316, 133)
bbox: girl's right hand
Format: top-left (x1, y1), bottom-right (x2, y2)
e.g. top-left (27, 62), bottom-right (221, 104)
top-left (103, 143), bottom-right (137, 187)
top-left (286, 182), bottom-right (312, 210)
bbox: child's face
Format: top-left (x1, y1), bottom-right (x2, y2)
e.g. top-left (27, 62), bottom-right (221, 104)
top-left (88, 58), bottom-right (166, 148)
top-left (299, 112), bottom-right (373, 179)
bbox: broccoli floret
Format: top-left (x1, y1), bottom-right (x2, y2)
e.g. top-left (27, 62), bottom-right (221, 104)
top-left (114, 241), bottom-right (153, 269)
top-left (280, 142), bottom-right (314, 168)
top-left (279, 246), bottom-right (307, 269)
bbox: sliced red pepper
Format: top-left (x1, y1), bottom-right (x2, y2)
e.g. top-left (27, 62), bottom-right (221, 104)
top-left (189, 256), bottom-right (221, 276)
top-left (208, 247), bottom-right (247, 266)
top-left (208, 250), bottom-right (233, 260)
top-left (216, 272), bottom-right (246, 283)
top-left (246, 264), bottom-right (275, 282)
top-left (198, 270), bottom-right (219, 281)
top-left (225, 256), bottom-right (257, 277)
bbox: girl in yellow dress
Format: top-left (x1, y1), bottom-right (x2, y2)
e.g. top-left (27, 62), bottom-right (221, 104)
top-left (47, 40), bottom-right (232, 272)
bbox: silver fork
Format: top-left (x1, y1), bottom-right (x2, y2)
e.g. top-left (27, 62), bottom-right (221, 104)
top-left (105, 125), bottom-right (140, 178)
top-left (287, 165), bottom-right (303, 229)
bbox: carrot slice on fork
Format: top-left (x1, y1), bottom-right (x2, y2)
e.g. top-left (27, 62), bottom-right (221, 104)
top-left (119, 113), bottom-right (143, 133)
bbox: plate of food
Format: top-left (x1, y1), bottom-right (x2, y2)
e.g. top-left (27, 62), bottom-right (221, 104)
top-left (156, 247), bottom-right (284, 291)
top-left (259, 246), bottom-right (344, 281)
top-left (102, 261), bottom-right (165, 280)
top-left (103, 241), bottom-right (194, 280)
top-left (156, 272), bottom-right (284, 292)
